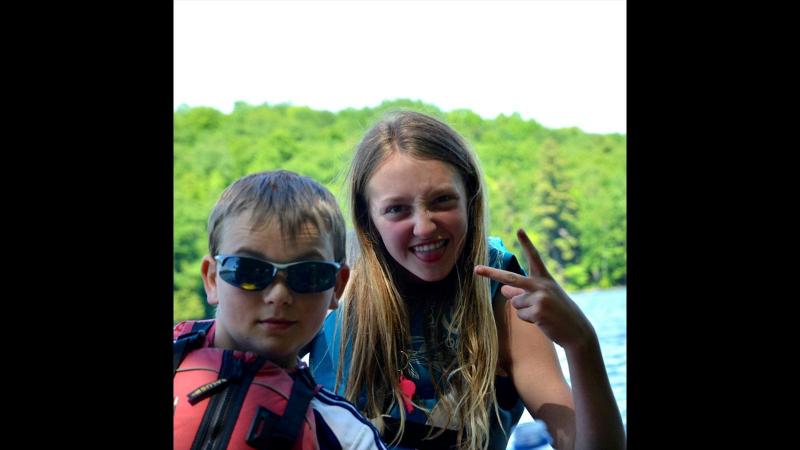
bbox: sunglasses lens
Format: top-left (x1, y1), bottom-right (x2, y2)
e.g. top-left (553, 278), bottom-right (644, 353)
top-left (217, 256), bottom-right (338, 293)
top-left (218, 256), bottom-right (274, 291)
top-left (287, 262), bottom-right (339, 293)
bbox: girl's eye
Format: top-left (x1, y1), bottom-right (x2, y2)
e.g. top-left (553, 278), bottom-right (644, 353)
top-left (432, 195), bottom-right (459, 207)
top-left (385, 205), bottom-right (405, 215)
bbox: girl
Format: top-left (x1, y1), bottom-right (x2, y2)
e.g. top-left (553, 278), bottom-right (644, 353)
top-left (309, 111), bottom-right (624, 450)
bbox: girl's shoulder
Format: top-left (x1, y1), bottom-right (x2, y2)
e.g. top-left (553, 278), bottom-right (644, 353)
top-left (487, 237), bottom-right (526, 301)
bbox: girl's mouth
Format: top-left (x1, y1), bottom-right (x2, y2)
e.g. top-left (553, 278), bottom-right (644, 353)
top-left (410, 239), bottom-right (448, 262)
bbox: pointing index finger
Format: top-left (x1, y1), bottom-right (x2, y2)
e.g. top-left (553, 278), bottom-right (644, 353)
top-left (474, 265), bottom-right (533, 290)
top-left (517, 229), bottom-right (551, 279)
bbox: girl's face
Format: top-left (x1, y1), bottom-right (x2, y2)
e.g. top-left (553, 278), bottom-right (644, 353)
top-left (366, 153), bottom-right (469, 282)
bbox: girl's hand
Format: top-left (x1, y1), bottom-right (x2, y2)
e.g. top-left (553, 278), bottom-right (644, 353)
top-left (475, 229), bottom-right (596, 351)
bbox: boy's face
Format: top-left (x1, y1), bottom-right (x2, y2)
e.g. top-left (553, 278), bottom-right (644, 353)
top-left (201, 212), bottom-right (348, 368)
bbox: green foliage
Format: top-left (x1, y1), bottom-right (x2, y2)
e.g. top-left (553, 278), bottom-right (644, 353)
top-left (174, 100), bottom-right (626, 321)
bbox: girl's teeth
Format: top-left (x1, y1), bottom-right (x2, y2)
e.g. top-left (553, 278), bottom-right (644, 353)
top-left (413, 240), bottom-right (446, 253)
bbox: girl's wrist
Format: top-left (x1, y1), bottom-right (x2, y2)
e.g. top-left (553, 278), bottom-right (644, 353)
top-left (563, 325), bottom-right (599, 357)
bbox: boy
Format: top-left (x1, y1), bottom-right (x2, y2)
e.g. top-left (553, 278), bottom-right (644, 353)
top-left (174, 170), bottom-right (386, 450)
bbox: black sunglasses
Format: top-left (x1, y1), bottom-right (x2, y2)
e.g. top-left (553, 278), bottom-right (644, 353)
top-left (214, 254), bottom-right (341, 294)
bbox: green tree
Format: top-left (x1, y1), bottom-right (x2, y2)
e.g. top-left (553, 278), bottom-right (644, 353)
top-left (528, 138), bottom-right (582, 289)
top-left (174, 100), bottom-right (626, 321)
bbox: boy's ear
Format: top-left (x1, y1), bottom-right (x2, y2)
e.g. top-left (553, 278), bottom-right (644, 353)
top-left (329, 264), bottom-right (350, 310)
top-left (200, 256), bottom-right (220, 306)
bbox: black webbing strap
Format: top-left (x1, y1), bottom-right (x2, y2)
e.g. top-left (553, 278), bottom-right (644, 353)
top-left (173, 320), bottom-right (214, 375)
top-left (190, 352), bottom-right (267, 450)
top-left (245, 367), bottom-right (317, 449)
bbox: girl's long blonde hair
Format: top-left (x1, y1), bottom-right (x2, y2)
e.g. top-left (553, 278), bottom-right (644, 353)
top-left (336, 111), bottom-right (500, 450)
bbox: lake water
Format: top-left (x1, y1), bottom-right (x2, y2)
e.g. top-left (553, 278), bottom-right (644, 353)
top-left (509, 286), bottom-right (626, 448)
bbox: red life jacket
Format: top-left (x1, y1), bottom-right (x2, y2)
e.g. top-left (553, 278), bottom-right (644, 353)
top-left (174, 320), bottom-right (320, 450)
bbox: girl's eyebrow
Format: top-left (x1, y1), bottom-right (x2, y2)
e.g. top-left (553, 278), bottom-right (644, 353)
top-left (374, 185), bottom-right (461, 204)
top-left (429, 187), bottom-right (460, 197)
top-left (372, 194), bottom-right (411, 205)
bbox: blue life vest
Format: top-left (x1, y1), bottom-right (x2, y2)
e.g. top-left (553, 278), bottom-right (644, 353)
top-left (307, 237), bottom-right (526, 449)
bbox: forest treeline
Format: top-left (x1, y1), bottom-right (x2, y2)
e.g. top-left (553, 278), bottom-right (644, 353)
top-left (174, 99), bottom-right (626, 322)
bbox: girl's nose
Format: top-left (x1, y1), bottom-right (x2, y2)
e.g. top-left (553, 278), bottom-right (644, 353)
top-left (412, 210), bottom-right (437, 237)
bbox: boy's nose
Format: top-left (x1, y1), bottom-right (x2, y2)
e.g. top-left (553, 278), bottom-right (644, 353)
top-left (261, 273), bottom-right (293, 305)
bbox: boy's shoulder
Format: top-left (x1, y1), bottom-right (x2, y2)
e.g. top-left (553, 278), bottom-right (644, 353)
top-left (173, 319), bottom-right (215, 341)
top-left (311, 387), bottom-right (387, 450)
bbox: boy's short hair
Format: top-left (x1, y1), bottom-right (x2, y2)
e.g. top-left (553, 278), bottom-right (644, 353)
top-left (208, 170), bottom-right (346, 262)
